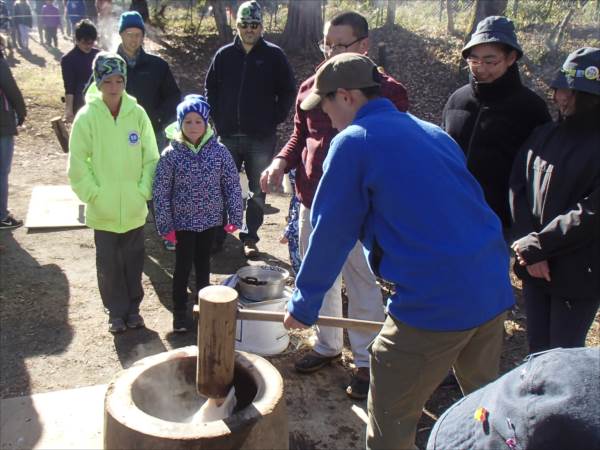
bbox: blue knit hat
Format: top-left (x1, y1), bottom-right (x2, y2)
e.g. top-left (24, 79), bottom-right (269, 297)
top-left (176, 95), bottom-right (211, 130)
top-left (93, 51), bottom-right (127, 87)
top-left (118, 11), bottom-right (145, 34)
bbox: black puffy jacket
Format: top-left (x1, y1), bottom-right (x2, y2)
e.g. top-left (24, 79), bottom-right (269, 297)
top-left (442, 65), bottom-right (551, 226)
top-left (205, 36), bottom-right (296, 138)
top-left (509, 115), bottom-right (600, 299)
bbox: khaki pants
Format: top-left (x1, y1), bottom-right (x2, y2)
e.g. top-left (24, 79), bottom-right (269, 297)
top-left (366, 311), bottom-right (507, 450)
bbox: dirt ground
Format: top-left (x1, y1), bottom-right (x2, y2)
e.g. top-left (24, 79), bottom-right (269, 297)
top-left (1, 23), bottom-right (598, 450)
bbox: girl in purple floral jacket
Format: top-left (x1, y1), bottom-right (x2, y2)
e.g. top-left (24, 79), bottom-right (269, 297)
top-left (153, 94), bottom-right (243, 332)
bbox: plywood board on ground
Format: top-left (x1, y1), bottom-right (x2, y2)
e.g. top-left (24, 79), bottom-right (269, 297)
top-left (0, 384), bottom-right (106, 449)
top-left (25, 185), bottom-right (86, 229)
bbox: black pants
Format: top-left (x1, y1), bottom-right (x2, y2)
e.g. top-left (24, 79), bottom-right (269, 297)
top-left (44, 26), bottom-right (57, 46)
top-left (173, 228), bottom-right (216, 313)
top-left (94, 227), bottom-right (145, 320)
top-left (523, 281), bottom-right (600, 353)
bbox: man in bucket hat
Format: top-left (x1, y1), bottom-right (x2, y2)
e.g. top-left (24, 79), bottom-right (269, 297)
top-left (283, 52), bottom-right (514, 450)
top-left (442, 16), bottom-right (550, 237)
top-left (205, 0), bottom-right (296, 258)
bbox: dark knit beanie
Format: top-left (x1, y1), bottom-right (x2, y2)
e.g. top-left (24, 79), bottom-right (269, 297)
top-left (118, 11), bottom-right (145, 34)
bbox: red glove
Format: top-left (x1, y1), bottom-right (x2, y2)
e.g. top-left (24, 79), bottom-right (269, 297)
top-left (164, 230), bottom-right (177, 244)
top-left (224, 224), bottom-right (238, 233)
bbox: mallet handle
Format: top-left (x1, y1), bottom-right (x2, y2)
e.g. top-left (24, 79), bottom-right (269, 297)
top-left (239, 309), bottom-right (383, 332)
top-left (194, 305), bottom-right (383, 332)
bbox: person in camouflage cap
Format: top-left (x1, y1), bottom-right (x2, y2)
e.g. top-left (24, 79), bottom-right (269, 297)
top-left (236, 1), bottom-right (262, 24)
top-left (205, 0), bottom-right (295, 258)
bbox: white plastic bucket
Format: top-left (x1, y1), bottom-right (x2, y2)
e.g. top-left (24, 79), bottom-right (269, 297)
top-left (235, 288), bottom-right (292, 356)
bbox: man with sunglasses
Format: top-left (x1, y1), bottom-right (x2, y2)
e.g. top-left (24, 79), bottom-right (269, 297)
top-left (205, 0), bottom-right (296, 258)
top-left (260, 11), bottom-right (408, 400)
top-left (442, 16), bottom-right (550, 239)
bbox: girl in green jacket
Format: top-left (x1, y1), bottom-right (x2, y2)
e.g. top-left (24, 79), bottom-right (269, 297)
top-left (68, 52), bottom-right (159, 334)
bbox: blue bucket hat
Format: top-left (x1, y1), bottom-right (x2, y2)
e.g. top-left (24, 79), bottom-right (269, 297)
top-left (118, 11), bottom-right (145, 34)
top-left (176, 94), bottom-right (211, 130)
top-left (551, 47), bottom-right (600, 96)
top-left (462, 16), bottom-right (523, 59)
top-left (93, 52), bottom-right (127, 87)
top-left (427, 347), bottom-right (600, 450)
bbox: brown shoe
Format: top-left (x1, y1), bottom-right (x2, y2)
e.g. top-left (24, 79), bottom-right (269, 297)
top-left (243, 240), bottom-right (259, 258)
top-left (294, 351), bottom-right (341, 373)
top-left (346, 367), bottom-right (370, 400)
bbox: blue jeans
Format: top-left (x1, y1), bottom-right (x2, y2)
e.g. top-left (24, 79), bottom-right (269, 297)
top-left (0, 135), bottom-right (15, 221)
top-left (219, 134), bottom-right (276, 243)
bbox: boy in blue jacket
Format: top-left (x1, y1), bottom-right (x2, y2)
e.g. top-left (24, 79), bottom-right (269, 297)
top-left (283, 53), bottom-right (515, 450)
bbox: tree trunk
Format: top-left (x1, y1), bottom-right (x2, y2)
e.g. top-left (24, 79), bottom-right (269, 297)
top-left (280, 0), bottom-right (323, 53)
top-left (466, 0), bottom-right (508, 41)
top-left (512, 0), bottom-right (519, 17)
top-left (547, 7), bottom-right (575, 51)
top-left (385, 0), bottom-right (397, 28)
top-left (446, 0), bottom-right (454, 34)
top-left (209, 0), bottom-right (232, 43)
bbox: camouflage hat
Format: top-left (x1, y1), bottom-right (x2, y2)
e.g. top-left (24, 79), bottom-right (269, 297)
top-left (237, 1), bottom-right (262, 24)
top-left (93, 51), bottom-right (127, 87)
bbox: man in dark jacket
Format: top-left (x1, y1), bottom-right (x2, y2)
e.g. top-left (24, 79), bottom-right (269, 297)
top-left (0, 38), bottom-right (26, 229)
top-left (61, 19), bottom-right (99, 121)
top-left (205, 0), bottom-right (296, 258)
top-left (442, 16), bottom-right (551, 234)
top-left (116, 11), bottom-right (180, 149)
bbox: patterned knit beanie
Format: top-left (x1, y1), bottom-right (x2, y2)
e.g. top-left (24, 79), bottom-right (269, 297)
top-left (176, 95), bottom-right (211, 130)
top-left (93, 52), bottom-right (127, 87)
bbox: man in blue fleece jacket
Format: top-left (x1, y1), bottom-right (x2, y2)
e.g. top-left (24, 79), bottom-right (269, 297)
top-left (283, 53), bottom-right (515, 450)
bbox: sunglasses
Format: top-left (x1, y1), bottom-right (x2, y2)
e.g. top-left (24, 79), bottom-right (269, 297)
top-left (238, 22), bottom-right (260, 30)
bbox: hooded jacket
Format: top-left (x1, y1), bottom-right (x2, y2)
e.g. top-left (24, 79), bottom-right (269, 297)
top-left (510, 114), bottom-right (600, 299)
top-left (67, 84), bottom-right (159, 233)
top-left (205, 36), bottom-right (296, 138)
top-left (442, 65), bottom-right (551, 227)
top-left (152, 122), bottom-right (243, 236)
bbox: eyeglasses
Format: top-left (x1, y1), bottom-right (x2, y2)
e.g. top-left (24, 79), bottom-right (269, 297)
top-left (318, 36), bottom-right (366, 54)
top-left (465, 57), bottom-right (504, 68)
top-left (238, 22), bottom-right (260, 30)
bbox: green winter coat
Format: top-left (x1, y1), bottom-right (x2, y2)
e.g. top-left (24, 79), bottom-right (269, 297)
top-left (68, 85), bottom-right (159, 233)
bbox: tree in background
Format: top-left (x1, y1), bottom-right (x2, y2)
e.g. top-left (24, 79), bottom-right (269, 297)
top-left (280, 0), bottom-right (323, 53)
top-left (386, 0), bottom-right (397, 28)
top-left (208, 0), bottom-right (232, 42)
top-left (466, 0), bottom-right (507, 39)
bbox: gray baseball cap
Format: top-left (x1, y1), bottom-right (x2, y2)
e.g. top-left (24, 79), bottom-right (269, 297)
top-left (300, 53), bottom-right (380, 111)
